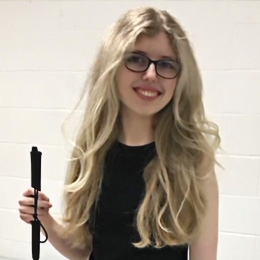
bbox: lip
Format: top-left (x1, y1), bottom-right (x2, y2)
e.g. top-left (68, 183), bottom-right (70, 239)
top-left (133, 85), bottom-right (162, 94)
top-left (133, 87), bottom-right (161, 101)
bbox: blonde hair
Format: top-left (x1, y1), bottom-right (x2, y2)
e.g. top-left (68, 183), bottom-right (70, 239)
top-left (59, 7), bottom-right (221, 250)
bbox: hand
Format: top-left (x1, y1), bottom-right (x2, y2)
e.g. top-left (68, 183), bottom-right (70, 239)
top-left (18, 187), bottom-right (52, 223)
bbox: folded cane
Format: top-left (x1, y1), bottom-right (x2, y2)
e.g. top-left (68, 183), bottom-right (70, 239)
top-left (30, 147), bottom-right (48, 260)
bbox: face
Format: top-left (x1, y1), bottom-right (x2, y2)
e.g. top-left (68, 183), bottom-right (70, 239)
top-left (116, 31), bottom-right (178, 120)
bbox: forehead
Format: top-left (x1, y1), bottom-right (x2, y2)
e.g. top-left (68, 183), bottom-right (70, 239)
top-left (134, 32), bottom-right (176, 59)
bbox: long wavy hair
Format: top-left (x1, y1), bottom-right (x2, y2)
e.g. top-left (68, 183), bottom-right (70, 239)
top-left (59, 7), bottom-right (221, 250)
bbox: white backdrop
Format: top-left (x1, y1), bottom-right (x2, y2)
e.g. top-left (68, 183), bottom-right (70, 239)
top-left (0, 1), bottom-right (260, 260)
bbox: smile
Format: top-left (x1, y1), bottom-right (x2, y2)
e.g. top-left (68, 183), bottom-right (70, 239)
top-left (137, 89), bottom-right (159, 97)
top-left (134, 87), bottom-right (161, 101)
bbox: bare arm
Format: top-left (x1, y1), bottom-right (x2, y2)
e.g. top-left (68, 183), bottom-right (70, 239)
top-left (189, 159), bottom-right (219, 260)
top-left (19, 188), bottom-right (92, 260)
top-left (40, 213), bottom-right (92, 260)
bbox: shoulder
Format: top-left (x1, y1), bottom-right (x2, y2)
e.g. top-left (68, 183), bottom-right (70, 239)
top-left (197, 153), bottom-right (215, 178)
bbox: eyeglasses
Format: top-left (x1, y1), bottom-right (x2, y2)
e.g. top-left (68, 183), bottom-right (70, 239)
top-left (124, 52), bottom-right (181, 79)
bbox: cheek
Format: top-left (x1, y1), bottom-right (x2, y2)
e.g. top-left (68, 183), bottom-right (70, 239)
top-left (116, 68), bottom-right (130, 102)
top-left (166, 80), bottom-right (177, 98)
top-left (116, 66), bottom-right (130, 89)
top-left (116, 67), bottom-right (139, 94)
top-left (115, 67), bottom-right (124, 87)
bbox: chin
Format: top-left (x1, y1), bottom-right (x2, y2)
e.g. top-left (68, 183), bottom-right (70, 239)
top-left (134, 109), bottom-right (161, 118)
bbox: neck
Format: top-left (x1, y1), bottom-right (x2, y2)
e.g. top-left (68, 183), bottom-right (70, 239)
top-left (118, 113), bottom-right (154, 146)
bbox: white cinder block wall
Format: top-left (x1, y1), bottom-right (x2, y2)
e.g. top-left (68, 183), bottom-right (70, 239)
top-left (0, 1), bottom-right (259, 260)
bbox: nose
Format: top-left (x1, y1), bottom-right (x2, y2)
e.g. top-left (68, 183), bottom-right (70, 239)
top-left (142, 63), bottom-right (157, 82)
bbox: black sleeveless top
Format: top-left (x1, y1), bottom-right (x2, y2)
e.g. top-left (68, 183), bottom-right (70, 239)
top-left (89, 141), bottom-right (188, 260)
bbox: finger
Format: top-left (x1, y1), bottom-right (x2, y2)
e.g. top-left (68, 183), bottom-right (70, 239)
top-left (19, 205), bottom-right (50, 216)
top-left (37, 200), bottom-right (52, 209)
top-left (22, 188), bottom-right (50, 202)
top-left (38, 191), bottom-right (50, 202)
top-left (22, 187), bottom-right (34, 197)
top-left (19, 199), bottom-right (52, 211)
top-left (20, 213), bottom-right (34, 223)
top-left (19, 206), bottom-right (34, 215)
top-left (18, 197), bottom-right (34, 207)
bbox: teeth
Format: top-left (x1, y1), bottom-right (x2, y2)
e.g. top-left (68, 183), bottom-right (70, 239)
top-left (137, 89), bottom-right (158, 97)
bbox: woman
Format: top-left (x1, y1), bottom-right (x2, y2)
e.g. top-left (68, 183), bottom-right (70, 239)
top-left (19, 7), bottom-right (220, 260)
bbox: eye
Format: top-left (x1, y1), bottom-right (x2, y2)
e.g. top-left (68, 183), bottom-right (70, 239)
top-left (126, 54), bottom-right (147, 65)
top-left (158, 60), bottom-right (178, 70)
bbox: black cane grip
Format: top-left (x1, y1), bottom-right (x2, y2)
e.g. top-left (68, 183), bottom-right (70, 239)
top-left (31, 146), bottom-right (41, 191)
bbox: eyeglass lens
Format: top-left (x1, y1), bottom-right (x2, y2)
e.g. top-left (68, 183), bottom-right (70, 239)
top-left (125, 53), bottom-right (180, 79)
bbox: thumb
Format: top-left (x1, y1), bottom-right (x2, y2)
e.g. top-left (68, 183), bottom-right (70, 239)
top-left (38, 191), bottom-right (50, 202)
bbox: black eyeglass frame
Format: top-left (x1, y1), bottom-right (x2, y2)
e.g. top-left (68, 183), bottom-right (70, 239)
top-left (124, 52), bottom-right (182, 79)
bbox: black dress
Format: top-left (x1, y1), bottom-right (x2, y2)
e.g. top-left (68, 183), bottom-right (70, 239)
top-left (89, 141), bottom-right (188, 260)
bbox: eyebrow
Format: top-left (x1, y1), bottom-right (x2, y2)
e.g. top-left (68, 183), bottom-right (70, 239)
top-left (133, 50), bottom-right (176, 60)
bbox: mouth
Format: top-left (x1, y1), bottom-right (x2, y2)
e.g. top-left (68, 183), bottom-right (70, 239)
top-left (133, 87), bottom-right (162, 100)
